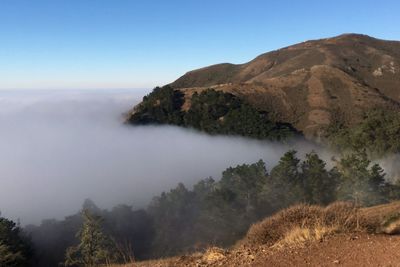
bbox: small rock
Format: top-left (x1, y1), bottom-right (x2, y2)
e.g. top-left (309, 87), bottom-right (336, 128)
top-left (333, 260), bottom-right (340, 264)
top-left (349, 235), bottom-right (359, 240)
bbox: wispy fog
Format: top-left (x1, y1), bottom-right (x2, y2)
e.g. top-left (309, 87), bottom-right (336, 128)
top-left (0, 89), bottom-right (327, 225)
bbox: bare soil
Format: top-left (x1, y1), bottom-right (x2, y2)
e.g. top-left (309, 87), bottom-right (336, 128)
top-left (252, 233), bottom-right (400, 267)
top-left (125, 233), bottom-right (400, 267)
top-left (118, 202), bottom-right (400, 267)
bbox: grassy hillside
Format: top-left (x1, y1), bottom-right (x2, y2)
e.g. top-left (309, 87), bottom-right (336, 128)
top-left (119, 201), bottom-right (400, 267)
top-left (127, 34), bottom-right (400, 140)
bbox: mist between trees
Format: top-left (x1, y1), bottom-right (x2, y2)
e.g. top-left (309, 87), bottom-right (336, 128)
top-left (2, 90), bottom-right (400, 266)
top-left (0, 89), bottom-right (317, 225)
top-left (1, 148), bottom-right (397, 266)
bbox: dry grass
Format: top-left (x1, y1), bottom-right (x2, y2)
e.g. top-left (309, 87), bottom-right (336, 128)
top-left (377, 212), bottom-right (400, 234)
top-left (240, 202), bottom-right (377, 248)
top-left (111, 201), bottom-right (400, 267)
top-left (272, 224), bottom-right (338, 249)
top-left (201, 247), bottom-right (226, 264)
top-left (361, 201), bottom-right (400, 223)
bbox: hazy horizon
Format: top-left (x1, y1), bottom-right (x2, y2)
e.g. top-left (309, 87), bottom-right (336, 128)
top-left (1, 0), bottom-right (399, 90)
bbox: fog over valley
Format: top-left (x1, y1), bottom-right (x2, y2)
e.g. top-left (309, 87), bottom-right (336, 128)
top-left (0, 89), bottom-right (330, 225)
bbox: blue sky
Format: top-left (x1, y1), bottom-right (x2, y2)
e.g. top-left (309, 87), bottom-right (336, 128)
top-left (1, 0), bottom-right (399, 89)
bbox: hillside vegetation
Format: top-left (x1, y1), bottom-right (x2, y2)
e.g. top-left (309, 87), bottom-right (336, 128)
top-left (19, 149), bottom-right (400, 266)
top-left (127, 86), bottom-right (297, 140)
top-left (119, 201), bottom-right (400, 267)
top-left (127, 34), bottom-right (400, 141)
top-left (327, 108), bottom-right (400, 157)
top-left (4, 33), bottom-right (400, 266)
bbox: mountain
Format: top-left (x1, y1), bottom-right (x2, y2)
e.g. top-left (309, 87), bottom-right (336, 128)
top-left (128, 34), bottom-right (400, 139)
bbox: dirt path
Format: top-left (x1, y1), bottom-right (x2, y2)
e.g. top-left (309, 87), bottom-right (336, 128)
top-left (252, 233), bottom-right (400, 267)
top-left (129, 233), bottom-right (400, 267)
top-left (124, 202), bottom-right (400, 267)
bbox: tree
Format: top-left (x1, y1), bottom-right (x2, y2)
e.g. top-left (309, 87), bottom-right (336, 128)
top-left (301, 151), bottom-right (337, 205)
top-left (0, 215), bottom-right (32, 267)
top-left (220, 160), bottom-right (268, 214)
top-left (336, 152), bottom-right (388, 206)
top-left (127, 86), bottom-right (184, 125)
top-left (147, 183), bottom-right (196, 257)
top-left (366, 163), bottom-right (388, 205)
top-left (129, 87), bottom-right (296, 140)
top-left (327, 108), bottom-right (400, 156)
top-left (64, 209), bottom-right (120, 267)
top-left (265, 150), bottom-right (303, 210)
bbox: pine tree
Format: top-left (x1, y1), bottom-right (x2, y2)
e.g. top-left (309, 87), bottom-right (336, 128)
top-left (0, 215), bottom-right (32, 267)
top-left (336, 152), bottom-right (387, 206)
top-left (265, 150), bottom-right (302, 210)
top-left (64, 209), bottom-right (119, 267)
top-left (366, 163), bottom-right (387, 205)
top-left (301, 152), bottom-right (336, 205)
top-left (220, 160), bottom-right (268, 213)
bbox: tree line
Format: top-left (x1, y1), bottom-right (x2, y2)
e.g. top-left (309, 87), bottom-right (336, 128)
top-left (127, 86), bottom-right (297, 140)
top-left (326, 108), bottom-right (400, 157)
top-left (2, 150), bottom-right (400, 266)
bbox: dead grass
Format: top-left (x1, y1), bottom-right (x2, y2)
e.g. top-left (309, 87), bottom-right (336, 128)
top-left (201, 247), bottom-right (226, 264)
top-left (361, 201), bottom-right (400, 223)
top-left (273, 224), bottom-right (337, 248)
top-left (377, 212), bottom-right (400, 234)
top-left (240, 202), bottom-right (378, 248)
top-left (112, 201), bottom-right (400, 267)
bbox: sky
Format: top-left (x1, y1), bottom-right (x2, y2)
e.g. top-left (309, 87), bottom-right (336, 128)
top-left (0, 0), bottom-right (399, 89)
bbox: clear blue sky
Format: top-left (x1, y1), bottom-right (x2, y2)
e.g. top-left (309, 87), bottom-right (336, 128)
top-left (1, 0), bottom-right (399, 89)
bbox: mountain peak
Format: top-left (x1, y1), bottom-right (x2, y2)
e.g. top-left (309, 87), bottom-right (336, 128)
top-left (130, 34), bottom-right (400, 139)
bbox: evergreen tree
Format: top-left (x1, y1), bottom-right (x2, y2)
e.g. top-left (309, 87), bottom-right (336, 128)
top-left (147, 183), bottom-right (196, 257)
top-left (64, 209), bottom-right (120, 267)
top-left (264, 150), bottom-right (303, 210)
top-left (129, 87), bottom-right (296, 140)
top-left (219, 160), bottom-right (268, 213)
top-left (301, 152), bottom-right (336, 205)
top-left (336, 152), bottom-right (387, 206)
top-left (366, 163), bottom-right (388, 205)
top-left (0, 215), bottom-right (32, 267)
top-left (327, 108), bottom-right (400, 156)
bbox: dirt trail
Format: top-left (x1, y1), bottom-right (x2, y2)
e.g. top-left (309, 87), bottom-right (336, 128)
top-left (121, 202), bottom-right (400, 267)
top-left (251, 233), bottom-right (400, 267)
top-left (126, 233), bottom-right (400, 267)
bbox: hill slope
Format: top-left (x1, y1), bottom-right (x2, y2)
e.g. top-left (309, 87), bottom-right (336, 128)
top-left (128, 34), bottom-right (400, 139)
top-left (118, 201), bottom-right (400, 267)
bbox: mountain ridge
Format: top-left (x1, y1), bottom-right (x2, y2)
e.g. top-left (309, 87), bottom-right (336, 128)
top-left (128, 33), bottom-right (400, 139)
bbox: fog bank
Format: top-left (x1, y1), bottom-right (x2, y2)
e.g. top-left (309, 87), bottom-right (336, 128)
top-left (0, 89), bottom-right (326, 225)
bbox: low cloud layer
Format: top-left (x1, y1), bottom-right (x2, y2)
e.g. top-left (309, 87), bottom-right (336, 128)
top-left (0, 89), bottom-right (326, 225)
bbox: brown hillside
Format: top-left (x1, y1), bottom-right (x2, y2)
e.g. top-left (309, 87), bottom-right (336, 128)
top-left (118, 202), bottom-right (400, 267)
top-left (170, 34), bottom-right (400, 138)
